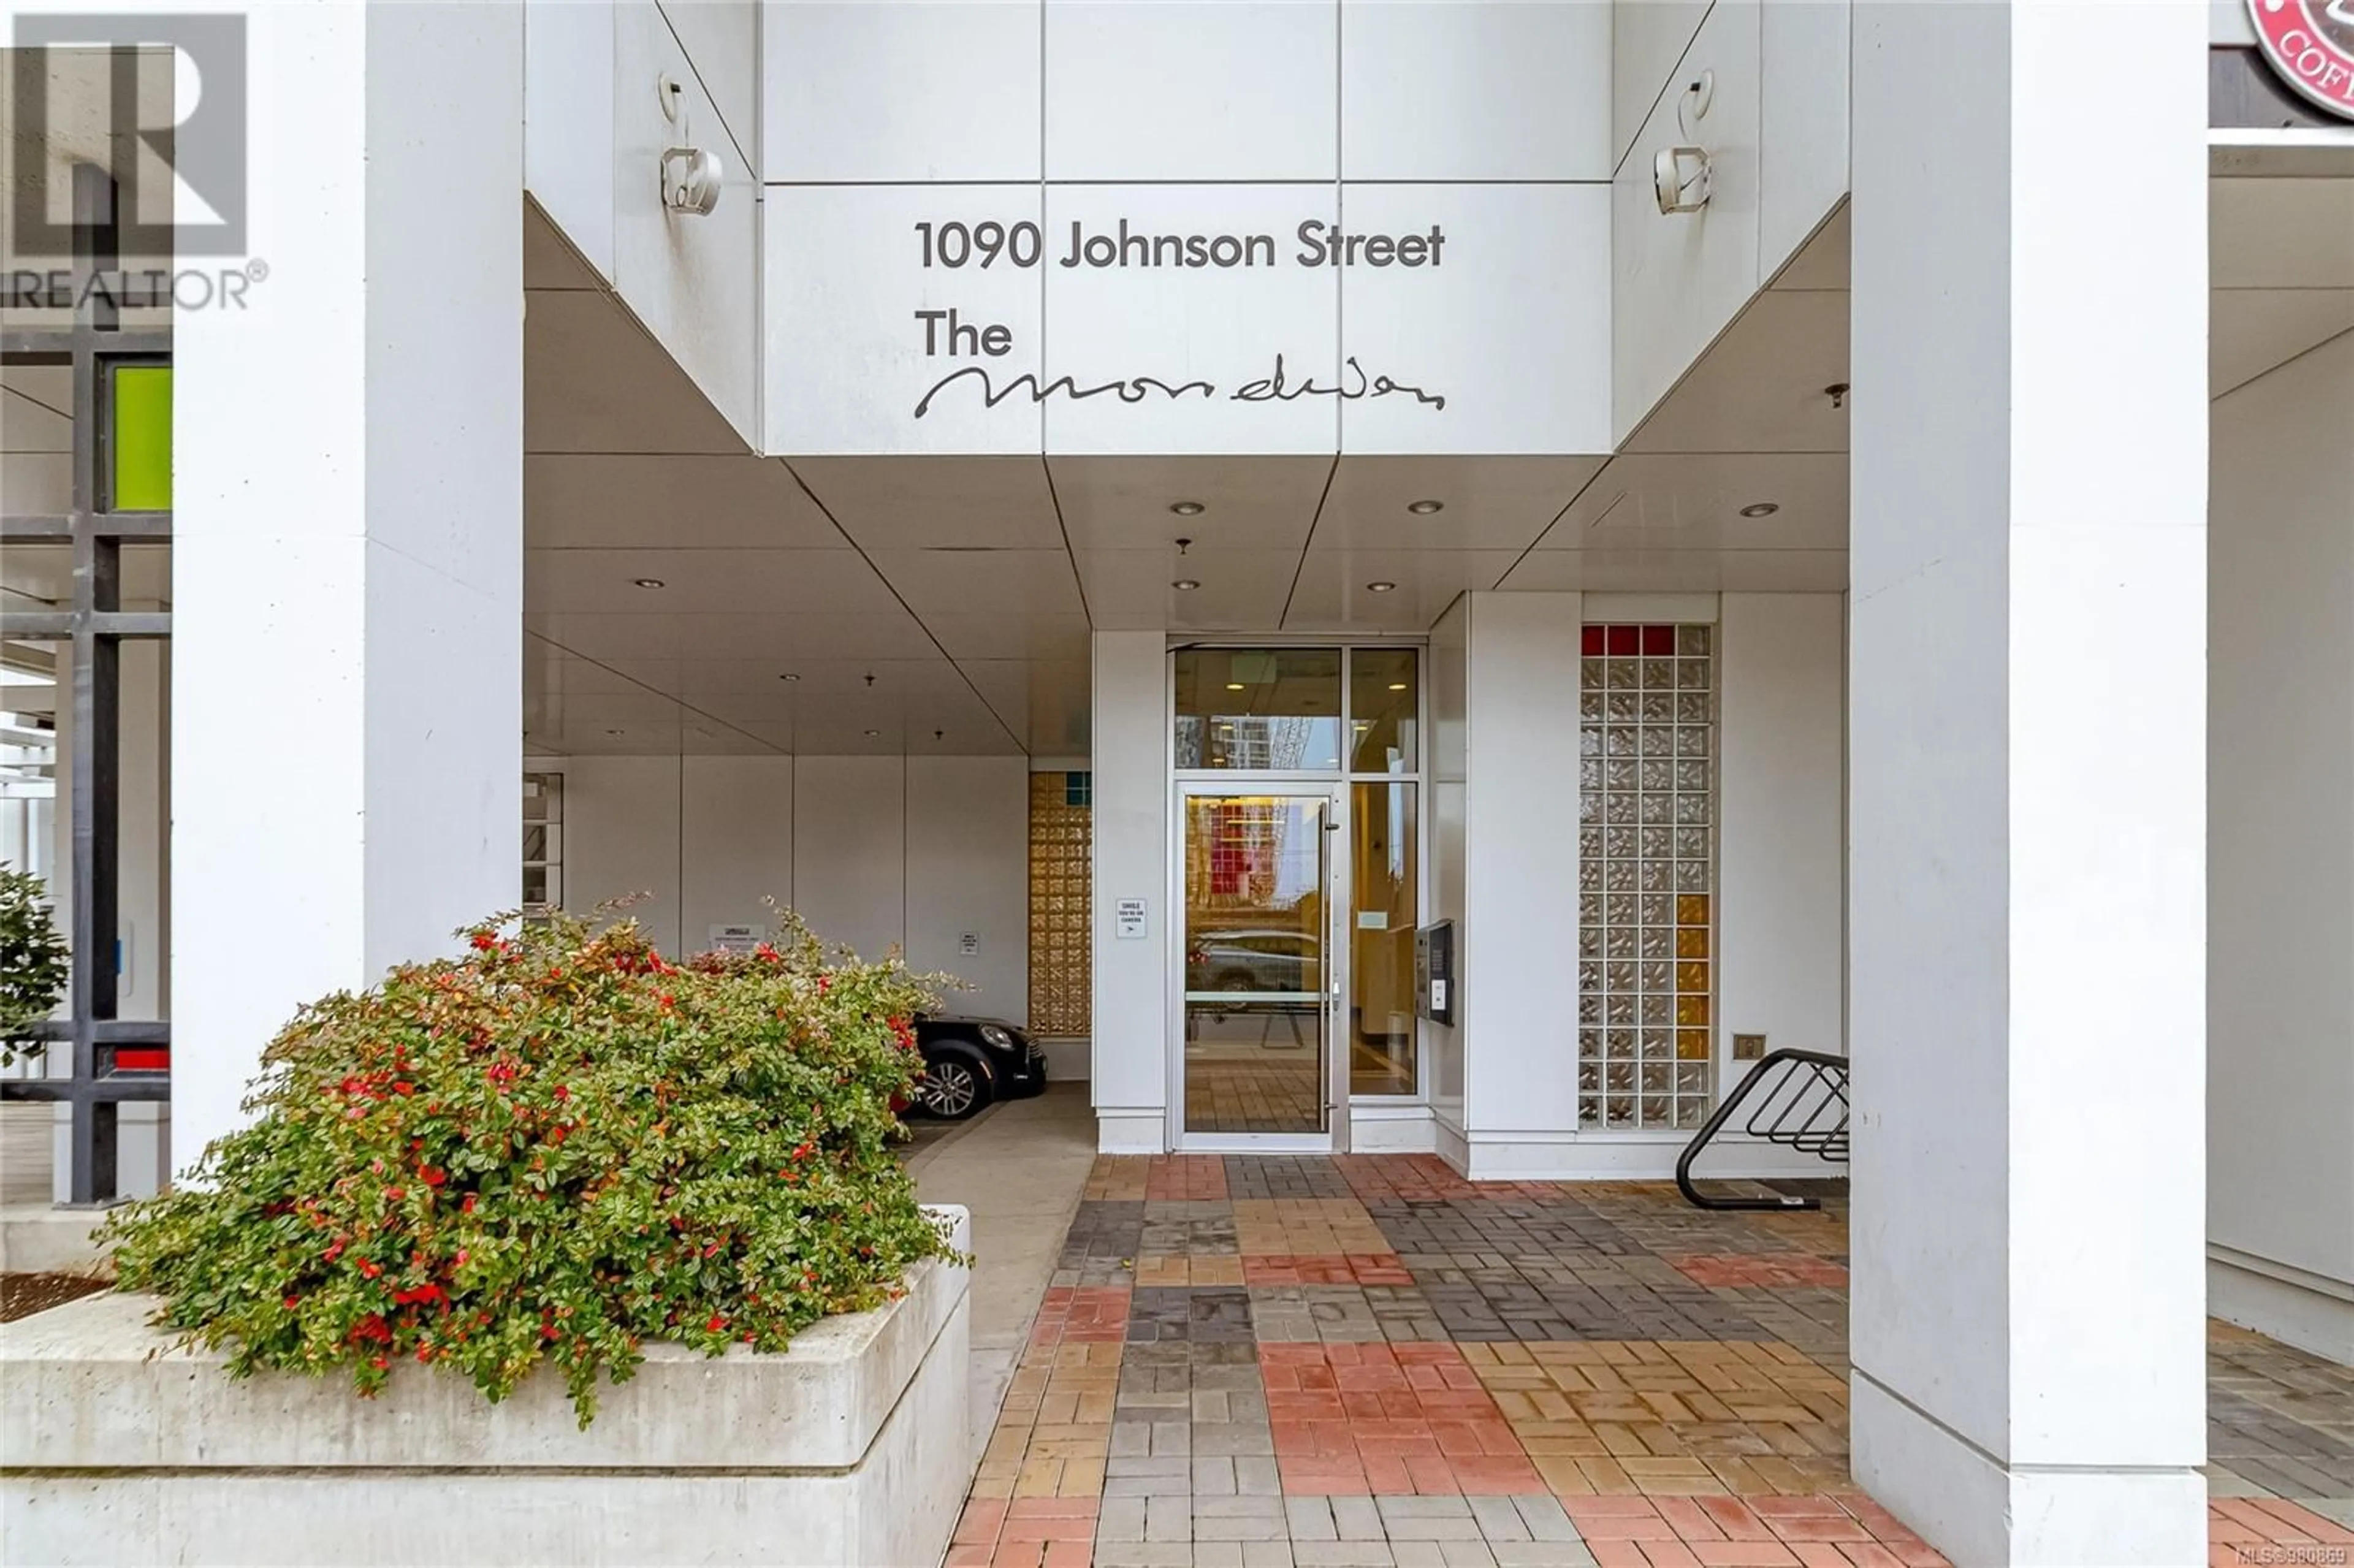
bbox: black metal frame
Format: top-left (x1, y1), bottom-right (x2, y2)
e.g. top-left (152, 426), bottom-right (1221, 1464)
top-left (1674, 1048), bottom-right (1849, 1212)
top-left (1, 164), bottom-right (172, 1206)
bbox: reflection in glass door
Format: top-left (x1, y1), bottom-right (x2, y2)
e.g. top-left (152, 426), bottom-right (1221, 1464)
top-left (1179, 791), bottom-right (1339, 1138)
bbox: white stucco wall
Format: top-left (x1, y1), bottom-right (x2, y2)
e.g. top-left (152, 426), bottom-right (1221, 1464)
top-left (558, 753), bottom-right (1030, 1025)
top-left (524, 0), bottom-right (760, 446)
top-left (1718, 593), bottom-right (1845, 1073)
top-left (2208, 328), bottom-right (2354, 1362)
top-left (1422, 590), bottom-right (1845, 1178)
top-left (761, 0), bottom-right (1613, 457)
top-left (1089, 632), bottom-right (1169, 1147)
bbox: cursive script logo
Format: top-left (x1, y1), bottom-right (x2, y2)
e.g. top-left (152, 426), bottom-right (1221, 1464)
top-left (913, 354), bottom-right (1446, 419)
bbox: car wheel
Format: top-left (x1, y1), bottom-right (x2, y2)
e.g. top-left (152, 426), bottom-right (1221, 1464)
top-left (917, 1054), bottom-right (991, 1121)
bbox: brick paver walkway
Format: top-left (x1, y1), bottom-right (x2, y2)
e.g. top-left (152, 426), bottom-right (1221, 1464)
top-left (953, 1154), bottom-right (2354, 1568)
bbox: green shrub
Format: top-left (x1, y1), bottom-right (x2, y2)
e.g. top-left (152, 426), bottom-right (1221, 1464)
top-left (0, 863), bottom-right (70, 1067)
top-left (101, 912), bottom-right (956, 1425)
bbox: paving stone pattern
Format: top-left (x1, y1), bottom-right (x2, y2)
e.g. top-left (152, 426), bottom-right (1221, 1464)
top-left (956, 1154), bottom-right (2354, 1568)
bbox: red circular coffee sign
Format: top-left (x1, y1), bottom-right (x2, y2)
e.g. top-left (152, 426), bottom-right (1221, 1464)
top-left (2249, 0), bottom-right (2354, 120)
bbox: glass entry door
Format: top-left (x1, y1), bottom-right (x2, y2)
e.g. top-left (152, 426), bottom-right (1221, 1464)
top-left (1176, 788), bottom-right (1346, 1145)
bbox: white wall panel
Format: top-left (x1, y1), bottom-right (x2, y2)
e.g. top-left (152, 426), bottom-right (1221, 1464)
top-left (1758, 0), bottom-right (1849, 280)
top-left (1460, 592), bottom-right (1582, 1137)
top-left (615, 0), bottom-right (761, 446)
top-left (525, 0), bottom-right (617, 281)
top-left (656, 0), bottom-right (758, 171)
top-left (907, 757), bottom-right (1030, 1021)
top-left (565, 755), bottom-right (687, 951)
top-left (1045, 1), bottom-right (1338, 181)
top-left (1612, 0), bottom-right (1712, 169)
top-left (764, 2), bottom-right (1042, 182)
top-left (1091, 632), bottom-right (1170, 1130)
top-left (1043, 185), bottom-right (1342, 455)
top-left (1716, 593), bottom-right (1843, 1082)
top-left (1611, 0), bottom-right (1760, 441)
top-left (1339, 184), bottom-right (1611, 455)
top-left (1340, 1), bottom-right (1610, 181)
top-left (791, 755), bottom-right (908, 959)
top-left (2209, 331), bottom-right (2354, 1359)
top-left (766, 184), bottom-right (1046, 455)
top-left (680, 755), bottom-right (794, 942)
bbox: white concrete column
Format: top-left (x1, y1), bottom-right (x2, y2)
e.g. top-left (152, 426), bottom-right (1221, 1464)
top-left (172, 3), bottom-right (524, 1174)
top-left (1848, 3), bottom-right (2208, 1562)
top-left (1089, 631), bottom-right (1167, 1152)
top-left (1455, 592), bottom-right (1583, 1178)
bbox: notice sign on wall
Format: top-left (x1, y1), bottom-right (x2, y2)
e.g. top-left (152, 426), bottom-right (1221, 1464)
top-left (1114, 899), bottom-right (1148, 940)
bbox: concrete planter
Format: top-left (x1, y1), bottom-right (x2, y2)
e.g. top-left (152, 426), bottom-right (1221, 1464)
top-left (0, 1206), bottom-right (972, 1567)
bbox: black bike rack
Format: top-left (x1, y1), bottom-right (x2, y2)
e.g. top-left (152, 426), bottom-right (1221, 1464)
top-left (1674, 1048), bottom-right (1850, 1211)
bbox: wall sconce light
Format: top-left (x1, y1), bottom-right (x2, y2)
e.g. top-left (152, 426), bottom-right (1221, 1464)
top-left (658, 74), bottom-right (725, 217)
top-left (1653, 71), bottom-right (1716, 216)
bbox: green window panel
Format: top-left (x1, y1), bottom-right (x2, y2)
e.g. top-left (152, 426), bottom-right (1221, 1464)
top-left (111, 365), bottom-right (172, 511)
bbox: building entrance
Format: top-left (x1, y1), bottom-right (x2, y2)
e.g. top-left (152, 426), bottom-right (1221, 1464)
top-left (1167, 646), bottom-right (1422, 1152)
top-left (1178, 787), bottom-right (1343, 1141)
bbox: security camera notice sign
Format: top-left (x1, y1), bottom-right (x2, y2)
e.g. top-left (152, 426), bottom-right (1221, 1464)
top-left (908, 215), bottom-right (1450, 421)
top-left (2248, 0), bottom-right (2354, 120)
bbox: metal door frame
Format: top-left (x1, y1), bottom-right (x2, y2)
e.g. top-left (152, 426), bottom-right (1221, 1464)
top-left (1167, 780), bottom-right (1350, 1154)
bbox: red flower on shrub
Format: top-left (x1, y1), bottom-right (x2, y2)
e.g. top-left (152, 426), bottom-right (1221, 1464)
top-left (97, 908), bottom-right (952, 1428)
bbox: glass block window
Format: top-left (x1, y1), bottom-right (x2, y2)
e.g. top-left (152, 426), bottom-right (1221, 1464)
top-left (1028, 772), bottom-right (1093, 1037)
top-left (1575, 623), bottom-right (1715, 1132)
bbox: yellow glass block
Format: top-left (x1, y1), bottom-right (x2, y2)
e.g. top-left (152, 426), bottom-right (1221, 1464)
top-left (1676, 994), bottom-right (1710, 1026)
top-left (1677, 961), bottom-right (1707, 992)
top-left (1677, 1029), bottom-right (1710, 1059)
top-left (1677, 894), bottom-right (1710, 926)
top-left (1675, 927), bottom-right (1709, 959)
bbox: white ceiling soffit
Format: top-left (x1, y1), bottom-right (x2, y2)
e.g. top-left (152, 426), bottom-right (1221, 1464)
top-left (789, 456), bottom-right (1064, 550)
top-left (525, 286), bottom-right (745, 457)
top-left (527, 454), bottom-right (848, 550)
top-left (1284, 547), bottom-right (1526, 630)
top-left (1313, 456), bottom-right (1608, 550)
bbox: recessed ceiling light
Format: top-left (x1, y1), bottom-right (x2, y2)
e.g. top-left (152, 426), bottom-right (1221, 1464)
top-left (1169, 500), bottom-right (1206, 517)
top-left (1406, 500), bottom-right (1444, 516)
top-left (632, 577), bottom-right (666, 590)
top-left (779, 672), bottom-right (801, 682)
top-left (1367, 581), bottom-right (1398, 593)
top-left (1226, 682), bottom-right (1246, 691)
top-left (1739, 502), bottom-right (1780, 519)
top-left (1387, 682), bottom-right (1407, 691)
top-left (863, 728), bottom-right (881, 737)
top-left (1173, 579), bottom-right (1201, 591)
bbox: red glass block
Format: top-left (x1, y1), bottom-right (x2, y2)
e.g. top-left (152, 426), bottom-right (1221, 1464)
top-left (115, 1049), bottom-right (170, 1072)
top-left (1582, 625), bottom-right (1606, 657)
top-left (1642, 625), bottom-right (1676, 656)
top-left (1606, 625), bottom-right (1639, 657)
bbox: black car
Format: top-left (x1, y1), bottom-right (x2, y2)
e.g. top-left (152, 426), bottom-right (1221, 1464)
top-left (908, 1013), bottom-right (1048, 1120)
